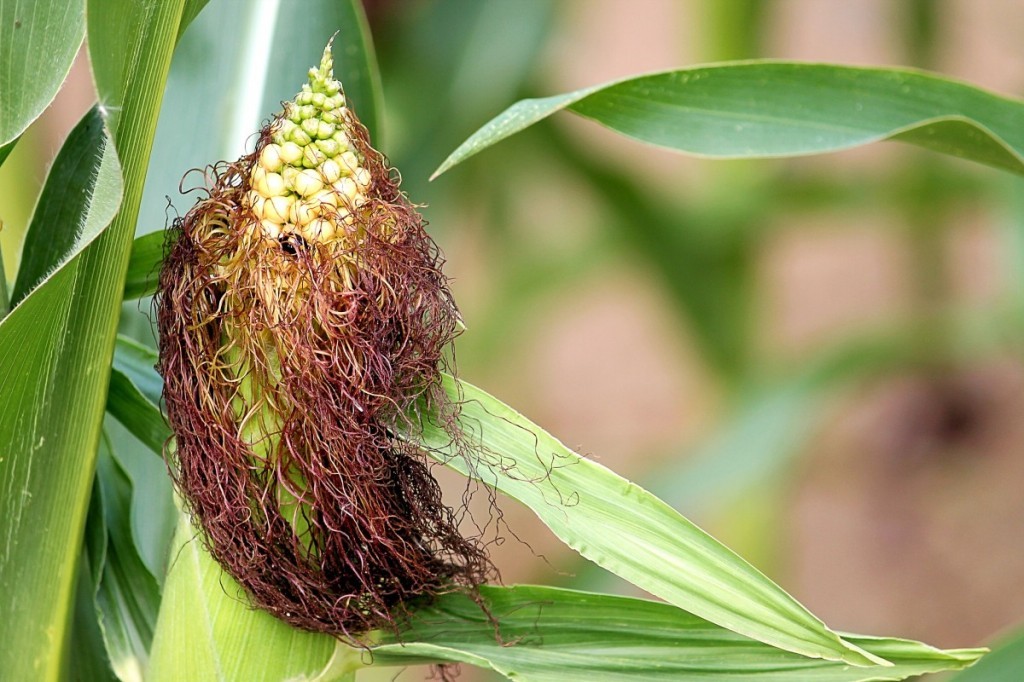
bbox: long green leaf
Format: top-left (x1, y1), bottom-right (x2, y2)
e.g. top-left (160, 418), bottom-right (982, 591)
top-left (0, 120), bottom-right (122, 682)
top-left (108, 362), bottom-right (169, 455)
top-left (370, 585), bottom-right (982, 681)
top-left (0, 2), bottom-right (186, 679)
top-left (414, 376), bottom-right (882, 666)
top-left (433, 63), bottom-right (1024, 178)
top-left (0, 0), bottom-right (85, 147)
top-left (91, 432), bottom-right (162, 681)
top-left (11, 107), bottom-right (120, 305)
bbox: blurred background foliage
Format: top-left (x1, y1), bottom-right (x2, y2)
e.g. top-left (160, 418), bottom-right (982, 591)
top-left (4, 0), bottom-right (1024, 679)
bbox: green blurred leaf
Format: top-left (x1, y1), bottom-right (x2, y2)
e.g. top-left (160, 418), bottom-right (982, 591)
top-left (108, 363), bottom-right (169, 459)
top-left (0, 2), bottom-right (186, 679)
top-left (412, 377), bottom-right (883, 666)
top-left (112, 335), bottom-right (163, 405)
top-left (90, 432), bottom-right (161, 681)
top-left (0, 0), bottom-right (85, 147)
top-left (371, 585), bottom-right (982, 681)
top-left (434, 63), bottom-right (1024, 178)
top-left (123, 230), bottom-right (165, 299)
top-left (950, 623), bottom-right (1024, 681)
top-left (11, 107), bottom-right (121, 306)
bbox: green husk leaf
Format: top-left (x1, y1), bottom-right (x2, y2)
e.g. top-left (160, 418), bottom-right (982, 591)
top-left (433, 63), bottom-right (1024, 178)
top-left (148, 515), bottom-right (353, 682)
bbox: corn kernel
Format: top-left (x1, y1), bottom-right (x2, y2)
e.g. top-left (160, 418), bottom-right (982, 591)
top-left (302, 145), bottom-right (326, 169)
top-left (264, 195), bottom-right (294, 223)
top-left (260, 219), bottom-right (282, 239)
top-left (315, 139), bottom-right (341, 158)
top-left (290, 128), bottom-right (312, 147)
top-left (291, 199), bottom-right (318, 226)
top-left (321, 159), bottom-right (342, 184)
top-left (333, 178), bottom-right (358, 203)
top-left (301, 118), bottom-right (320, 139)
top-left (311, 188), bottom-right (339, 208)
top-left (294, 168), bottom-right (325, 197)
top-left (316, 121), bottom-right (335, 140)
top-left (279, 142), bottom-right (303, 165)
top-left (303, 217), bottom-right (335, 242)
top-left (264, 171), bottom-right (287, 197)
top-left (339, 151), bottom-right (359, 174)
top-left (354, 168), bottom-right (371, 190)
top-left (332, 130), bottom-right (350, 150)
top-left (260, 144), bottom-right (284, 173)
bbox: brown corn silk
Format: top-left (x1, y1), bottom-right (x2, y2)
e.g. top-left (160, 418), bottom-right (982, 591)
top-left (156, 49), bottom-right (492, 638)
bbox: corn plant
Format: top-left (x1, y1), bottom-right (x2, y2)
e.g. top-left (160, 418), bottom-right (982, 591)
top-left (2, 1), bottom-right (1023, 681)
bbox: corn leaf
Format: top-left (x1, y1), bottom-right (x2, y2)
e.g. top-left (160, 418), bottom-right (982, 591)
top-left (10, 107), bottom-right (120, 305)
top-left (88, 432), bottom-right (162, 681)
top-left (0, 0), bottom-right (85, 147)
top-left (0, 1), bottom-right (187, 678)
top-left (413, 377), bottom-right (883, 666)
top-left (433, 63), bottom-right (1024, 179)
top-left (370, 585), bottom-right (982, 681)
top-left (123, 231), bottom-right (164, 299)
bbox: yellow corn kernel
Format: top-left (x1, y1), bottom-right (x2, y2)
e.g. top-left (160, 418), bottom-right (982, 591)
top-left (264, 195), bottom-right (294, 224)
top-left (260, 144), bottom-right (284, 173)
top-left (311, 188), bottom-right (339, 208)
top-left (354, 168), bottom-right (371, 191)
top-left (293, 168), bottom-right (325, 198)
top-left (303, 217), bottom-right (335, 242)
top-left (260, 219), bottom-right (282, 239)
top-left (321, 158), bottom-right (342, 184)
top-left (280, 141), bottom-right (303, 165)
top-left (291, 199), bottom-right (318, 226)
top-left (339, 151), bottom-right (359, 174)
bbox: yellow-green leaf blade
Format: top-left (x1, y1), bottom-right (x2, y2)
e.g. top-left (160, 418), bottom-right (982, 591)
top-left (415, 376), bottom-right (883, 666)
top-left (433, 63), bottom-right (1024, 178)
top-left (370, 585), bottom-right (983, 681)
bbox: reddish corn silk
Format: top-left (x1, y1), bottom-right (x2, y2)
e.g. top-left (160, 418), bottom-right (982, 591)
top-left (156, 42), bottom-right (493, 639)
